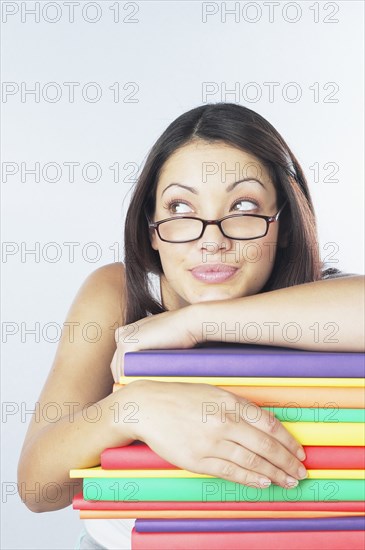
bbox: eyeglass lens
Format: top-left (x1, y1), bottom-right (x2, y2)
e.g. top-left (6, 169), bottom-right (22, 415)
top-left (158, 216), bottom-right (267, 242)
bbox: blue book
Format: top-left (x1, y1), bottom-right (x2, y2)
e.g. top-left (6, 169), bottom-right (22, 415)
top-left (135, 516), bottom-right (365, 533)
top-left (123, 344), bottom-right (365, 377)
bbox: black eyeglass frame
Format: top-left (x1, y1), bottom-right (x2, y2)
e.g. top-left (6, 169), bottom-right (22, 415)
top-left (146, 201), bottom-right (287, 243)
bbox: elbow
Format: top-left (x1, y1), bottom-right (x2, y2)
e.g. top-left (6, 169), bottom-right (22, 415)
top-left (17, 461), bottom-right (45, 513)
top-left (17, 475), bottom-right (41, 513)
top-left (17, 433), bottom-right (78, 512)
top-left (17, 475), bottom-right (67, 513)
top-left (17, 458), bottom-right (68, 513)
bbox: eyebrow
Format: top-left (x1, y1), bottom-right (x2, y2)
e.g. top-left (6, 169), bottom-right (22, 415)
top-left (161, 178), bottom-right (266, 197)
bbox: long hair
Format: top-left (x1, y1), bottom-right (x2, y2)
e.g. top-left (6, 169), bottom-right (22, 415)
top-left (124, 103), bottom-right (322, 324)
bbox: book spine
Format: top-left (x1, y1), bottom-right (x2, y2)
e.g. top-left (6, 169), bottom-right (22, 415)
top-left (72, 492), bottom-right (365, 512)
top-left (119, 375), bottom-right (364, 387)
top-left (82, 478), bottom-right (365, 502)
top-left (113, 384), bottom-right (365, 408)
top-left (123, 350), bottom-right (365, 377)
top-left (101, 444), bottom-right (365, 470)
top-left (134, 516), bottom-right (365, 532)
top-left (79, 510), bottom-right (365, 519)
top-left (131, 528), bottom-right (365, 549)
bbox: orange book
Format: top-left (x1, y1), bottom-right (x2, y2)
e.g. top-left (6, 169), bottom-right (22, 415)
top-left (113, 383), bottom-right (365, 408)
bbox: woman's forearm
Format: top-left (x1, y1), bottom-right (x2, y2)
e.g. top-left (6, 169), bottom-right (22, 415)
top-left (17, 385), bottom-right (140, 513)
top-left (192, 276), bottom-right (365, 352)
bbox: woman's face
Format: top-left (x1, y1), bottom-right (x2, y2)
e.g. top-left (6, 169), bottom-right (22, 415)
top-left (150, 140), bottom-right (282, 309)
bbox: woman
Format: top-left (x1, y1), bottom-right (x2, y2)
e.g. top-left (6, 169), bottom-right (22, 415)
top-left (18, 103), bottom-right (364, 549)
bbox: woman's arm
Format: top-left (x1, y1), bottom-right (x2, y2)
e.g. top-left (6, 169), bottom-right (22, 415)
top-left (18, 386), bottom-right (140, 513)
top-left (17, 263), bottom-right (138, 513)
top-left (18, 261), bottom-right (307, 514)
top-left (108, 276), bottom-right (364, 366)
top-left (191, 276), bottom-right (365, 352)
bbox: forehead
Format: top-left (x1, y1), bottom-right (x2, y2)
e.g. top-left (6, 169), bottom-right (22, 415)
top-left (157, 140), bottom-right (273, 188)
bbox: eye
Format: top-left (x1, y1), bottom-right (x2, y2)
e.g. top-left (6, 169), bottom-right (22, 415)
top-left (163, 199), bottom-right (193, 214)
top-left (231, 198), bottom-right (260, 212)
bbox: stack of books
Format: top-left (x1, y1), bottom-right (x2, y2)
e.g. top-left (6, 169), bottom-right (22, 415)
top-left (70, 344), bottom-right (365, 549)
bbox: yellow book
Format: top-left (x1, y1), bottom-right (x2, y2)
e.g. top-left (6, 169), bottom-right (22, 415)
top-left (70, 466), bottom-right (365, 480)
top-left (284, 422), bottom-right (364, 445)
top-left (119, 375), bottom-right (364, 387)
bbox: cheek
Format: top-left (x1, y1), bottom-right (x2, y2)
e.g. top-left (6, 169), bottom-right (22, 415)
top-left (237, 234), bottom-right (278, 292)
top-left (154, 242), bottom-right (185, 272)
top-left (257, 225), bottom-right (279, 264)
top-left (236, 240), bottom-right (277, 296)
top-left (238, 236), bottom-right (277, 266)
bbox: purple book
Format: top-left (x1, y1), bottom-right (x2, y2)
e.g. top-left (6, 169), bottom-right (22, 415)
top-left (135, 516), bottom-right (365, 533)
top-left (124, 344), bottom-right (365, 377)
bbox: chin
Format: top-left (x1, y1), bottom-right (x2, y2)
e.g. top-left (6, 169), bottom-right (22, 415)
top-left (191, 290), bottom-right (237, 303)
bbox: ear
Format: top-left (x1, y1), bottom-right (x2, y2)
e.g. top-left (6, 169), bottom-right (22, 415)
top-left (150, 228), bottom-right (159, 251)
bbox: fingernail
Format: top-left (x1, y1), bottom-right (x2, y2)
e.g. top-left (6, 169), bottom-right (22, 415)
top-left (296, 448), bottom-right (306, 461)
top-left (259, 477), bottom-right (271, 487)
top-left (298, 465), bottom-right (308, 479)
top-left (285, 476), bottom-right (299, 488)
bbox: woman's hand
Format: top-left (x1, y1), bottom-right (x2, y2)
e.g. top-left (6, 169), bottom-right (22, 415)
top-left (110, 306), bottom-right (199, 381)
top-left (121, 379), bottom-right (307, 490)
top-left (110, 306), bottom-right (307, 489)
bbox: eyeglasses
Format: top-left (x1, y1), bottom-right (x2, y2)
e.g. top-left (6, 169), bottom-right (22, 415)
top-left (147, 201), bottom-right (287, 243)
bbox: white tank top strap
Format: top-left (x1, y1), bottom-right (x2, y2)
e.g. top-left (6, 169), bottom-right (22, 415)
top-left (147, 271), bottom-right (162, 306)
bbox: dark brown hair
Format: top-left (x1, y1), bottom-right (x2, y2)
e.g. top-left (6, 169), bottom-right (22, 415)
top-left (123, 103), bottom-right (323, 325)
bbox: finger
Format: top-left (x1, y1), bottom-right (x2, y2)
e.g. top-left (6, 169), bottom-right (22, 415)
top-left (115, 326), bottom-right (127, 346)
top-left (110, 343), bottom-right (124, 382)
top-left (236, 397), bottom-right (306, 462)
top-left (215, 439), bottom-right (300, 489)
top-left (110, 349), bottom-right (119, 383)
top-left (226, 418), bottom-right (307, 482)
top-left (114, 325), bottom-right (139, 380)
top-left (196, 456), bottom-right (272, 490)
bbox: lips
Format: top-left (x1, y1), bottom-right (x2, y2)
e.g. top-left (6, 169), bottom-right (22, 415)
top-left (190, 264), bottom-right (238, 283)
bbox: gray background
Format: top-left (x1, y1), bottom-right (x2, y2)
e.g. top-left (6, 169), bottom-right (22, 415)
top-left (1, 1), bottom-right (364, 548)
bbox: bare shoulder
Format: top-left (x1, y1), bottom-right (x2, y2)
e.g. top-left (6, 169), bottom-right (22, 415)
top-left (91, 260), bottom-right (125, 284)
top-left (80, 261), bottom-right (126, 325)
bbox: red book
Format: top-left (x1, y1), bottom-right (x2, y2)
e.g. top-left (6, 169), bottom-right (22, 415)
top-left (131, 528), bottom-right (365, 549)
top-left (101, 442), bottom-right (365, 470)
top-left (73, 493), bottom-right (365, 513)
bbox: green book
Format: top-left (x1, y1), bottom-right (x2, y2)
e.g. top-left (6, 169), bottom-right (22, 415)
top-left (262, 407), bottom-right (365, 423)
top-left (83, 477), bottom-right (365, 502)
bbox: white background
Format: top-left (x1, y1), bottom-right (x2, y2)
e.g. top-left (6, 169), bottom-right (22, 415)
top-left (1, 1), bottom-right (364, 548)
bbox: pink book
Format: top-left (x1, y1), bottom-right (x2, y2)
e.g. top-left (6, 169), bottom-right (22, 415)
top-left (101, 442), bottom-right (365, 470)
top-left (131, 528), bottom-right (365, 549)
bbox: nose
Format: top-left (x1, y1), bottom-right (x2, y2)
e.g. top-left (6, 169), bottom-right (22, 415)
top-left (197, 220), bottom-right (233, 251)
